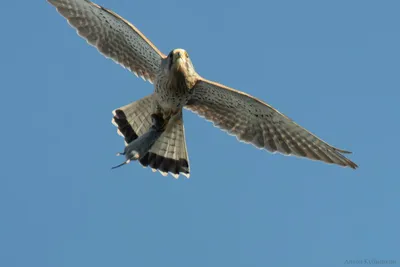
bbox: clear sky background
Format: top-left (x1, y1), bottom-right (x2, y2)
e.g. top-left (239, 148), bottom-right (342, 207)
top-left (1, 0), bottom-right (399, 266)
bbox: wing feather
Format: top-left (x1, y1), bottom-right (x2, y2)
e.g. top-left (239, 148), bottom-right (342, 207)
top-left (185, 78), bottom-right (358, 169)
top-left (48, 0), bottom-right (165, 83)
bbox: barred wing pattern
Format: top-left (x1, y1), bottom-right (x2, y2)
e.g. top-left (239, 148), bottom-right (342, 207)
top-left (186, 79), bottom-right (358, 169)
top-left (48, 0), bottom-right (165, 83)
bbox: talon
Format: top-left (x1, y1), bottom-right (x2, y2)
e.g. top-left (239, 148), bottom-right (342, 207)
top-left (151, 113), bottom-right (168, 132)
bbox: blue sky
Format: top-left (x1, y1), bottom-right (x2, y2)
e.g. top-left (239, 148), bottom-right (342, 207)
top-left (1, 0), bottom-right (399, 266)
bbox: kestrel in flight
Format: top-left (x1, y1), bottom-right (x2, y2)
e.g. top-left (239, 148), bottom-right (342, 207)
top-left (48, 0), bottom-right (358, 178)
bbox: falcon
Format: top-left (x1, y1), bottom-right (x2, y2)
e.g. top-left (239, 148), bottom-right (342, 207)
top-left (48, 0), bottom-right (358, 178)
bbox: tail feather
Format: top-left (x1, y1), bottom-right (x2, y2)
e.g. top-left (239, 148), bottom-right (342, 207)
top-left (144, 114), bottom-right (190, 178)
top-left (112, 95), bottom-right (190, 178)
top-left (112, 95), bottom-right (154, 144)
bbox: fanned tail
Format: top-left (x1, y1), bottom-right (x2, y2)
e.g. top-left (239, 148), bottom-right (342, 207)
top-left (112, 95), bottom-right (190, 178)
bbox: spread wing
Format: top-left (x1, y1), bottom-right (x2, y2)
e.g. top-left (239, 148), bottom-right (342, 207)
top-left (185, 78), bottom-right (358, 169)
top-left (48, 0), bottom-right (165, 83)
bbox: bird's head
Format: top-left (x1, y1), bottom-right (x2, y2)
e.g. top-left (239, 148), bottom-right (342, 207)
top-left (162, 49), bottom-right (196, 78)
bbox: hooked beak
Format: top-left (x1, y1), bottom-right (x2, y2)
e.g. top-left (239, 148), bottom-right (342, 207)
top-left (174, 51), bottom-right (185, 64)
top-left (170, 52), bottom-right (185, 72)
